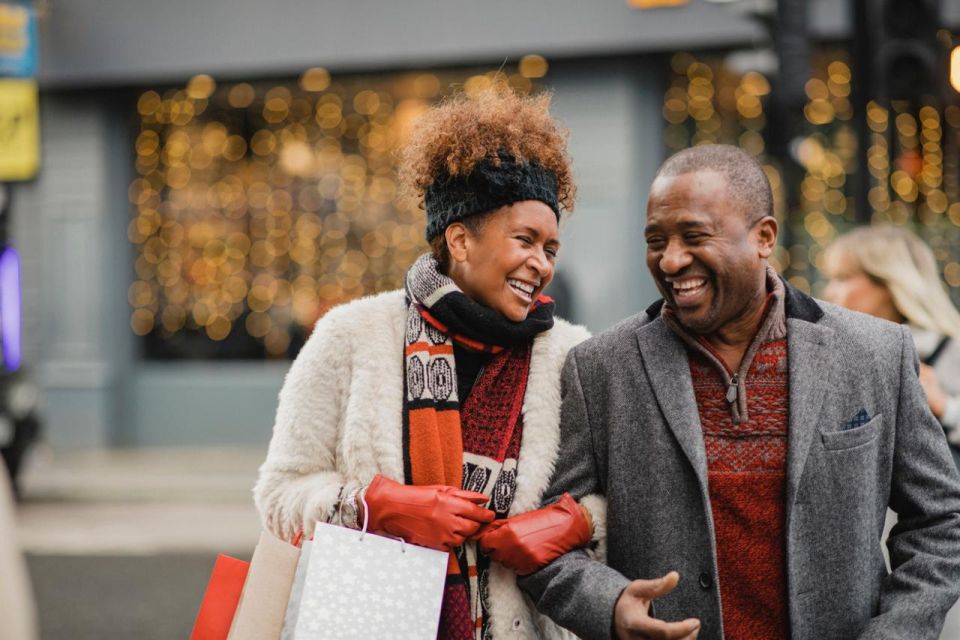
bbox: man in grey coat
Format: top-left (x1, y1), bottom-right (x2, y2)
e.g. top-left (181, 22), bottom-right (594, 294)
top-left (519, 145), bottom-right (960, 639)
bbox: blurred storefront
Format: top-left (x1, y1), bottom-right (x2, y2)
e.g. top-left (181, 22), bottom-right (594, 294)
top-left (14, 0), bottom-right (960, 449)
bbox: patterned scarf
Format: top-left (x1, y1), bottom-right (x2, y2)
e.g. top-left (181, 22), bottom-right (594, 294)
top-left (403, 254), bottom-right (553, 639)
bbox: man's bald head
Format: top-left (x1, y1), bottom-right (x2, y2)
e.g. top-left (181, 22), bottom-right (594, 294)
top-left (653, 144), bottom-right (773, 225)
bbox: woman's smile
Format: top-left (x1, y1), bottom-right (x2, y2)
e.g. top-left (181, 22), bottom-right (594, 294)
top-left (507, 277), bottom-right (539, 304)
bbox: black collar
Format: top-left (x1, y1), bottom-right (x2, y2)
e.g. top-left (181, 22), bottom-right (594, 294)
top-left (643, 298), bottom-right (666, 318)
top-left (643, 277), bottom-right (824, 323)
top-left (782, 279), bottom-right (824, 322)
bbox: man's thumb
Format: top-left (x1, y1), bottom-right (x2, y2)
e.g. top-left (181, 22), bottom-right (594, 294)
top-left (626, 571), bottom-right (681, 600)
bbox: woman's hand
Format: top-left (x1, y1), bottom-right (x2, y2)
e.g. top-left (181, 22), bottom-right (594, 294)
top-left (919, 364), bottom-right (947, 419)
top-left (363, 474), bottom-right (494, 551)
top-left (474, 493), bottom-right (592, 575)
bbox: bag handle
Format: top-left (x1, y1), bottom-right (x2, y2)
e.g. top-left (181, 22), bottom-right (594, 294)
top-left (358, 492), bottom-right (407, 554)
top-left (359, 492), bottom-right (370, 537)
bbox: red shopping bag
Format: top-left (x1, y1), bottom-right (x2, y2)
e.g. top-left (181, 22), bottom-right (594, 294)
top-left (190, 554), bottom-right (251, 640)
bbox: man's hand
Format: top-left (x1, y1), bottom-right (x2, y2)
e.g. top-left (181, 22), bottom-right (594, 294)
top-left (919, 363), bottom-right (947, 419)
top-left (613, 572), bottom-right (700, 639)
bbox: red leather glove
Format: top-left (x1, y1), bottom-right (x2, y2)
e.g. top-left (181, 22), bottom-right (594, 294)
top-left (475, 493), bottom-right (592, 576)
top-left (363, 474), bottom-right (495, 551)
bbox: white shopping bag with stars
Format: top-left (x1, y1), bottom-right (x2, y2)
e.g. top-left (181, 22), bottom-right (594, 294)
top-left (291, 519), bottom-right (448, 639)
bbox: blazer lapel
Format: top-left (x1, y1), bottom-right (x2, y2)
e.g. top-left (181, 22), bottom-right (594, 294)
top-left (636, 319), bottom-right (709, 488)
top-left (785, 317), bottom-right (835, 510)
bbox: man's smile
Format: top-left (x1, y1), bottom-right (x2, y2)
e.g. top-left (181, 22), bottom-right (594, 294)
top-left (665, 276), bottom-right (710, 307)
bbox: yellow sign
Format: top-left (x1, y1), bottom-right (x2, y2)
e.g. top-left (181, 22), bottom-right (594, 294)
top-left (0, 78), bottom-right (38, 180)
top-left (0, 4), bottom-right (28, 56)
top-left (627, 0), bottom-right (688, 7)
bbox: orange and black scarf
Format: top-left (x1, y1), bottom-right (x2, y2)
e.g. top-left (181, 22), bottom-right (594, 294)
top-left (403, 254), bottom-right (553, 639)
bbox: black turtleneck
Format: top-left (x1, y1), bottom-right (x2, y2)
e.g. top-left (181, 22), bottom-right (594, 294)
top-left (453, 343), bottom-right (494, 402)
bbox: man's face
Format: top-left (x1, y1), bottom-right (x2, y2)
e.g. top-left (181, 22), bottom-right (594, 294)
top-left (644, 170), bottom-right (775, 336)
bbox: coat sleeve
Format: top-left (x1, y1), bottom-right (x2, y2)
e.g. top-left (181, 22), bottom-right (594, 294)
top-left (518, 347), bottom-right (631, 640)
top-left (253, 311), bottom-right (356, 542)
top-left (860, 325), bottom-right (960, 639)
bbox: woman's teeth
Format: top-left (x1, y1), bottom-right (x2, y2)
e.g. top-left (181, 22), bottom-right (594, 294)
top-left (508, 278), bottom-right (536, 301)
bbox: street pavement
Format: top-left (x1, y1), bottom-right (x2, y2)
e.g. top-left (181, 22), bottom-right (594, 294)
top-left (26, 552), bottom-right (237, 640)
top-left (15, 445), bottom-right (263, 640)
top-left (11, 445), bottom-right (960, 639)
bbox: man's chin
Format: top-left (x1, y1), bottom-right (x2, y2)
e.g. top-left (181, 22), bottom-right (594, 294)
top-left (673, 308), bottom-right (713, 334)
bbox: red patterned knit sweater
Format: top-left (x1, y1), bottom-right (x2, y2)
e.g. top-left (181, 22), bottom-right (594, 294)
top-left (664, 272), bottom-right (789, 639)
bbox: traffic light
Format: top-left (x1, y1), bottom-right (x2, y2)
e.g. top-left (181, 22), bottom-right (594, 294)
top-left (870, 0), bottom-right (941, 102)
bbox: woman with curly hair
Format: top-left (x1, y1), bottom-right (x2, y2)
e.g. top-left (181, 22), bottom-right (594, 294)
top-left (255, 87), bottom-right (600, 639)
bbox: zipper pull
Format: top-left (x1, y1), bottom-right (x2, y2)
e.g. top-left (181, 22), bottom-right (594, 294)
top-left (726, 374), bottom-right (739, 403)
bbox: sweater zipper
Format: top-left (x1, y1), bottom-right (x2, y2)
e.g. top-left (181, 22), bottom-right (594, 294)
top-left (726, 373), bottom-right (739, 404)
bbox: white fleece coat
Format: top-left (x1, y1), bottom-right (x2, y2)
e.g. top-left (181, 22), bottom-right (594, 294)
top-left (255, 289), bottom-right (604, 640)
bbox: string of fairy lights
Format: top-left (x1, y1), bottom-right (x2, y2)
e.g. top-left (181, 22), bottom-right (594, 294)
top-left (662, 52), bottom-right (790, 279)
top-left (663, 51), bottom-right (960, 301)
top-left (130, 60), bottom-right (545, 358)
top-left (132, 51), bottom-right (960, 356)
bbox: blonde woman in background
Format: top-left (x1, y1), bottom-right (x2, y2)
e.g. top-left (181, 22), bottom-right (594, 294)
top-left (823, 225), bottom-right (960, 469)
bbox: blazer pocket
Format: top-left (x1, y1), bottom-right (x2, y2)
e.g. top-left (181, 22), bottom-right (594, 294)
top-left (820, 414), bottom-right (882, 451)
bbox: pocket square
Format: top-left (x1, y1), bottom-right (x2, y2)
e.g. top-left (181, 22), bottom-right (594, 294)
top-left (843, 408), bottom-right (871, 431)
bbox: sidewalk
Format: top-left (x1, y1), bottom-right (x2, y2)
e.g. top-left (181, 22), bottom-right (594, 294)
top-left (15, 445), bottom-right (265, 555)
top-left (9, 446), bottom-right (269, 639)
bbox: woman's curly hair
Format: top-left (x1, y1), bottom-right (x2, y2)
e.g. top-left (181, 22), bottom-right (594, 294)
top-left (399, 86), bottom-right (576, 214)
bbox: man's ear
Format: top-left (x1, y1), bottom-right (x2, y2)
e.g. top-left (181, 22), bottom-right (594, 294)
top-left (445, 223), bottom-right (469, 263)
top-left (754, 216), bottom-right (778, 259)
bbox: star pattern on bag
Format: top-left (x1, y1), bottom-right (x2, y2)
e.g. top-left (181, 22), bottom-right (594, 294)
top-left (292, 523), bottom-right (447, 639)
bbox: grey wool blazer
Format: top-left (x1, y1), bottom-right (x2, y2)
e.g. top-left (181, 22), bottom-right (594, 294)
top-left (519, 284), bottom-right (960, 640)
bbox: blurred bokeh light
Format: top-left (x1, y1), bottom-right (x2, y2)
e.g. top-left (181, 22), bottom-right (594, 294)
top-left (130, 68), bottom-right (538, 359)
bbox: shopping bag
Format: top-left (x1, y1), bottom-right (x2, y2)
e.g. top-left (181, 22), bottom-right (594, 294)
top-left (279, 538), bottom-right (313, 640)
top-left (291, 521), bottom-right (448, 639)
top-left (190, 554), bottom-right (250, 640)
top-left (227, 530), bottom-right (301, 640)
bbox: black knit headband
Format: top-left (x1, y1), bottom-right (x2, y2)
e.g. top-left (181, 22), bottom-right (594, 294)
top-left (423, 151), bottom-right (560, 241)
